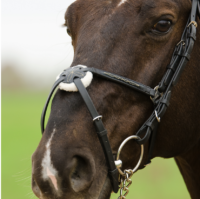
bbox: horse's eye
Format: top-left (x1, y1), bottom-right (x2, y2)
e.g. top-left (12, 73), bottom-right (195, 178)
top-left (152, 20), bottom-right (172, 33)
top-left (67, 28), bottom-right (71, 36)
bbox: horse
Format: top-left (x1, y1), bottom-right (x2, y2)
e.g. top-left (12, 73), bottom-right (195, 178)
top-left (31, 0), bottom-right (200, 198)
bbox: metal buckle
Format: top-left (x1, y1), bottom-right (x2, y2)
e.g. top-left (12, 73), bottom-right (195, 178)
top-left (176, 40), bottom-right (185, 46)
top-left (155, 110), bottom-right (160, 122)
top-left (150, 86), bottom-right (162, 104)
top-left (187, 21), bottom-right (197, 28)
top-left (93, 115), bottom-right (102, 121)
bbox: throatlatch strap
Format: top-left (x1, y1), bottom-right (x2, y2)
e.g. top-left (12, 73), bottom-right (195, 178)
top-left (73, 78), bottom-right (119, 193)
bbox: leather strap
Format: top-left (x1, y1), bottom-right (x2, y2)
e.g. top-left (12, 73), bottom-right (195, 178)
top-left (82, 68), bottom-right (156, 97)
top-left (73, 78), bottom-right (119, 193)
top-left (41, 77), bottom-right (65, 133)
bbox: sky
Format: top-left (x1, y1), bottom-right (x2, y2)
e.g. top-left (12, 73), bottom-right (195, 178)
top-left (2, 0), bottom-right (76, 89)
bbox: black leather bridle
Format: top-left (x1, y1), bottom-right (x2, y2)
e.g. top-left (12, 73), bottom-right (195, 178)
top-left (40, 0), bottom-right (200, 193)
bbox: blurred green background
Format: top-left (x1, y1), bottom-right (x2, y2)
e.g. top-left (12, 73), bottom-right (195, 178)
top-left (2, 91), bottom-right (190, 199)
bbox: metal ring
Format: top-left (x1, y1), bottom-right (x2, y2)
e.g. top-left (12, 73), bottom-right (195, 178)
top-left (93, 115), bottom-right (102, 121)
top-left (187, 21), bottom-right (197, 28)
top-left (176, 40), bottom-right (185, 46)
top-left (150, 85), bottom-right (162, 103)
top-left (115, 135), bottom-right (144, 176)
top-left (155, 110), bottom-right (160, 122)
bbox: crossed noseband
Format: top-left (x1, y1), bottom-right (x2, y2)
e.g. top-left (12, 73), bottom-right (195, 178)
top-left (40, 0), bottom-right (200, 196)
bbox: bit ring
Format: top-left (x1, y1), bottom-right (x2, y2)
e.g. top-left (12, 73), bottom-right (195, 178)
top-left (115, 135), bottom-right (144, 176)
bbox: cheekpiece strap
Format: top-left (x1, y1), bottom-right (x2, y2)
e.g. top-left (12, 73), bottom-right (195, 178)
top-left (73, 78), bottom-right (119, 193)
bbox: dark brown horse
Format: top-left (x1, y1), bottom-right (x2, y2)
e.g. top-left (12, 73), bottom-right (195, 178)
top-left (32, 0), bottom-right (200, 198)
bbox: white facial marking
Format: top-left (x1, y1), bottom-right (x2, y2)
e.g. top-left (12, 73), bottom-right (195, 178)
top-left (47, 167), bottom-right (58, 190)
top-left (41, 129), bottom-right (59, 190)
top-left (118, 0), bottom-right (127, 7)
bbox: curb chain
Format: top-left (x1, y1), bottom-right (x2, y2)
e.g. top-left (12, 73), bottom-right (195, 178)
top-left (118, 170), bottom-right (133, 199)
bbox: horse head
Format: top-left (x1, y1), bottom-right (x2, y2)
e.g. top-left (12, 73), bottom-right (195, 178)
top-left (32, 0), bottom-right (200, 199)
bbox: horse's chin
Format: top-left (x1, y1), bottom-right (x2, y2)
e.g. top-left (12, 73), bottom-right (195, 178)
top-left (97, 177), bottom-right (112, 199)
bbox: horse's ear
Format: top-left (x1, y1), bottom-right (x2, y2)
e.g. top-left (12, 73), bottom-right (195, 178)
top-left (62, 23), bottom-right (68, 28)
top-left (63, 8), bottom-right (68, 27)
top-left (62, 23), bottom-right (67, 27)
top-left (64, 2), bottom-right (77, 33)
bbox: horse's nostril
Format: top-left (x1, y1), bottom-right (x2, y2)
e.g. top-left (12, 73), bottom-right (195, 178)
top-left (72, 170), bottom-right (80, 179)
top-left (69, 156), bottom-right (94, 192)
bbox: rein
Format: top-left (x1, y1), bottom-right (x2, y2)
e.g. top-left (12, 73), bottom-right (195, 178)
top-left (40, 0), bottom-right (200, 197)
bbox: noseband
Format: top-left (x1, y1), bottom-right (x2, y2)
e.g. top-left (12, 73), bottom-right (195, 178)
top-left (40, 0), bottom-right (200, 196)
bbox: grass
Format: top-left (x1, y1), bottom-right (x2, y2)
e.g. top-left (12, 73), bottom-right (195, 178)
top-left (2, 91), bottom-right (190, 199)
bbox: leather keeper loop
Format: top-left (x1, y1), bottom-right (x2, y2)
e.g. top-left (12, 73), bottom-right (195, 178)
top-left (174, 51), bottom-right (182, 56)
top-left (108, 168), bottom-right (119, 192)
top-left (136, 128), bottom-right (151, 145)
top-left (146, 116), bottom-right (159, 130)
top-left (160, 98), bottom-right (170, 107)
top-left (158, 82), bottom-right (167, 92)
top-left (145, 122), bottom-right (153, 131)
top-left (188, 33), bottom-right (196, 40)
top-left (161, 91), bottom-right (171, 107)
top-left (182, 52), bottom-right (191, 60)
top-left (149, 89), bottom-right (156, 97)
top-left (167, 64), bottom-right (176, 72)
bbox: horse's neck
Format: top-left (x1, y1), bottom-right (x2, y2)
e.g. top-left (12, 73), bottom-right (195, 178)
top-left (174, 27), bottom-right (200, 199)
top-left (175, 139), bottom-right (200, 199)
